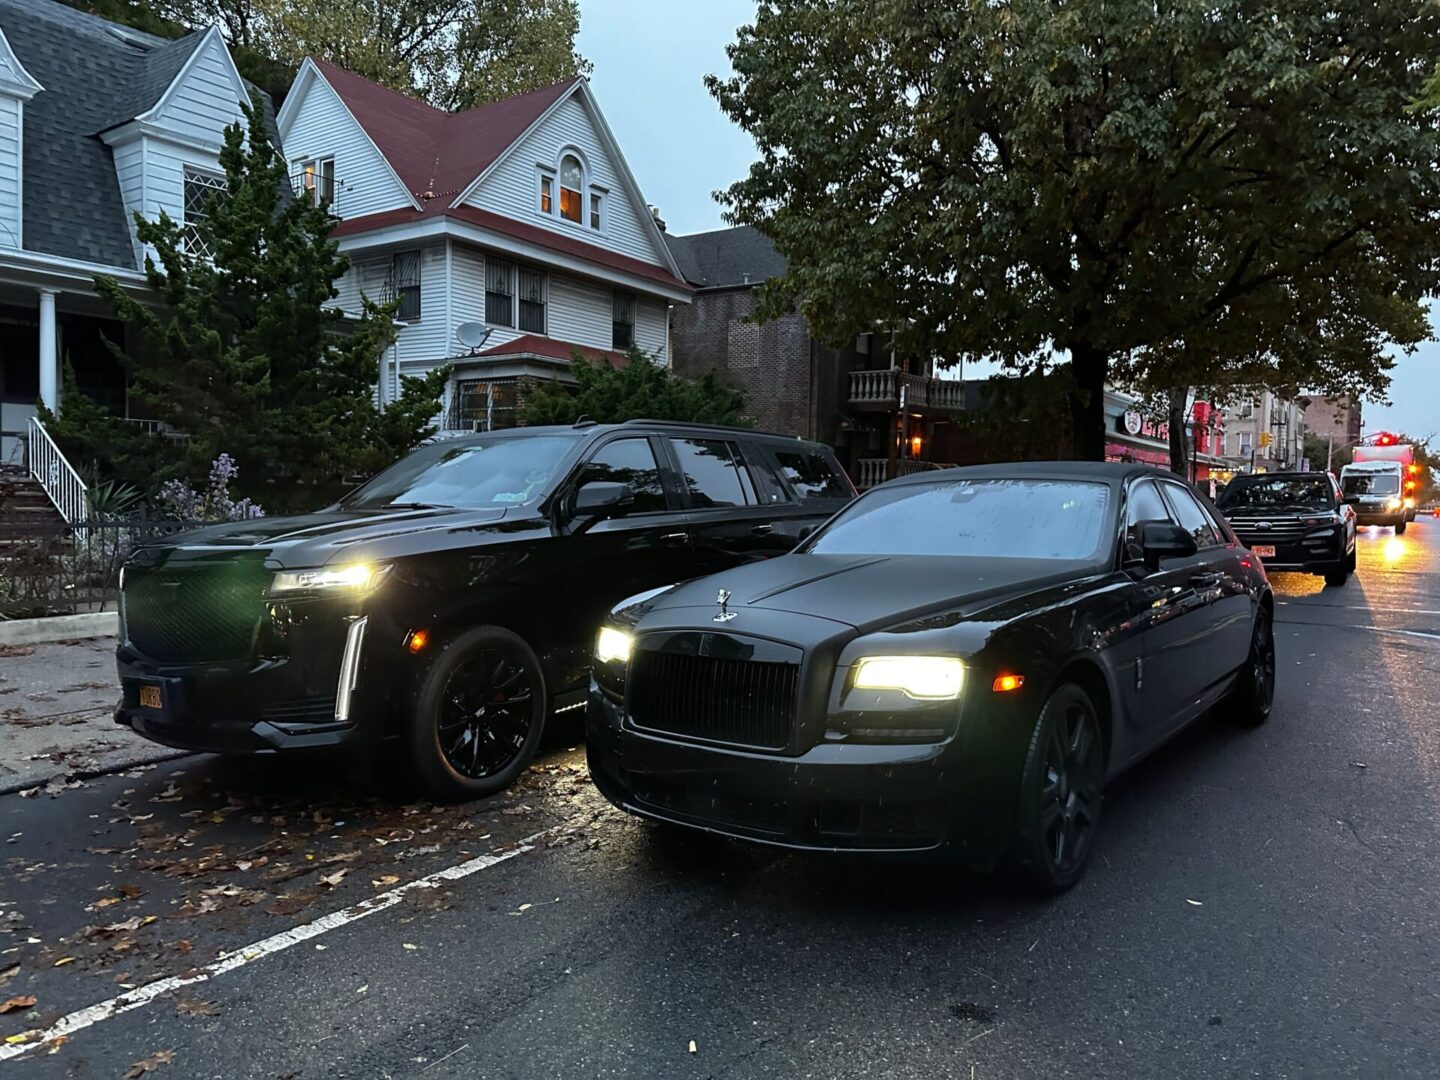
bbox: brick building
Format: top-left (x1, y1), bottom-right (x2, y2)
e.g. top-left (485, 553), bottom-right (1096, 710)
top-left (664, 226), bottom-right (964, 487)
top-left (1302, 395), bottom-right (1363, 451)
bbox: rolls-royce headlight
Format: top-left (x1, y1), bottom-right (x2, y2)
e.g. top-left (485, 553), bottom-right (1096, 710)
top-left (596, 627), bottom-right (634, 665)
top-left (269, 563), bottom-right (386, 597)
top-left (852, 656), bottom-right (964, 700)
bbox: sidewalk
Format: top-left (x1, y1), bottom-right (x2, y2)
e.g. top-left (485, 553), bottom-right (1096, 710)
top-left (0, 636), bottom-right (186, 794)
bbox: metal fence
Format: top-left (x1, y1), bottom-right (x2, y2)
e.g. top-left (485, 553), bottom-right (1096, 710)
top-left (0, 518), bottom-right (200, 619)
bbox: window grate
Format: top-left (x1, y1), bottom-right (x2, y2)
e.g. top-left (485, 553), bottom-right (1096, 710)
top-left (182, 169), bottom-right (225, 258)
top-left (486, 258), bottom-right (515, 327)
top-left (518, 266), bottom-right (546, 334)
top-left (612, 290), bottom-right (635, 350)
top-left (384, 250), bottom-right (422, 321)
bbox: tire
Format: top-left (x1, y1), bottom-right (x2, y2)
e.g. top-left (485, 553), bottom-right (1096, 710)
top-left (405, 625), bottom-right (547, 802)
top-left (1008, 683), bottom-right (1106, 895)
top-left (1396, 520), bottom-right (1407, 535)
top-left (1323, 559), bottom-right (1350, 587)
top-left (1229, 607), bottom-right (1275, 728)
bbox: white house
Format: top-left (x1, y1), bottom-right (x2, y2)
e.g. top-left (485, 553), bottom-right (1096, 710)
top-left (276, 58), bottom-right (692, 429)
top-left (0, 0), bottom-right (257, 469)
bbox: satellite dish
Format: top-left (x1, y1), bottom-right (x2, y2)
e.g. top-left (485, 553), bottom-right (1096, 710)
top-left (456, 322), bottom-right (491, 354)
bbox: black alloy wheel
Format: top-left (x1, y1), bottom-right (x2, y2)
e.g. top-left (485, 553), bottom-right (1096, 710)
top-left (1229, 608), bottom-right (1276, 727)
top-left (407, 626), bottom-right (547, 802)
top-left (1324, 557), bottom-right (1350, 588)
top-left (1011, 684), bottom-right (1106, 894)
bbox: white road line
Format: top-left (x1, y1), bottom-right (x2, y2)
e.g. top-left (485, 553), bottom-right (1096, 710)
top-left (0, 826), bottom-right (560, 1062)
top-left (1279, 620), bottom-right (1440, 643)
top-left (1277, 601), bottom-right (1440, 616)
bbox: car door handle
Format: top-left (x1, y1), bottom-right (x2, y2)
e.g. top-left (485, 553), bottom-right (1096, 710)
top-left (659, 532), bottom-right (690, 545)
top-left (751, 524), bottom-right (774, 536)
top-left (1190, 572), bottom-right (1221, 589)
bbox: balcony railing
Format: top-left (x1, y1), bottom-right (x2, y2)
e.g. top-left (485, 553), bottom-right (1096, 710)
top-left (853, 458), bottom-right (953, 489)
top-left (848, 370), bottom-right (964, 411)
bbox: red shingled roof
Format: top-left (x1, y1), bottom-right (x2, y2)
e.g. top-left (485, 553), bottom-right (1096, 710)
top-left (313, 59), bottom-right (578, 209)
top-left (472, 333), bottom-right (630, 368)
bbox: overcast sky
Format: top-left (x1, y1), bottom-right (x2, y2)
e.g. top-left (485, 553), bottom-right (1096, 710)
top-left (579, 0), bottom-right (1437, 441)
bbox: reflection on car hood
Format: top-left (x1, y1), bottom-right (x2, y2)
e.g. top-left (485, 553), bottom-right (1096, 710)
top-left (646, 553), bottom-right (1099, 633)
top-left (128, 506), bottom-right (524, 570)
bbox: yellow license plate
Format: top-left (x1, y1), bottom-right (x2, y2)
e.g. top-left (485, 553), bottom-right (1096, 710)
top-left (1253, 545), bottom-right (1276, 558)
top-left (139, 685), bottom-right (163, 709)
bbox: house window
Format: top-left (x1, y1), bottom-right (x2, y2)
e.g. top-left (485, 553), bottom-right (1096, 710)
top-left (182, 168), bottom-right (225, 257)
top-left (589, 191), bottom-right (603, 230)
top-left (298, 157), bottom-right (335, 205)
top-left (1239, 431), bottom-right (1253, 456)
top-left (386, 250), bottom-right (422, 321)
top-left (559, 154), bottom-right (583, 223)
top-left (539, 174), bottom-right (553, 215)
top-left (518, 266), bottom-right (546, 334)
top-left (486, 258), bottom-right (515, 327)
top-left (612, 291), bottom-right (635, 350)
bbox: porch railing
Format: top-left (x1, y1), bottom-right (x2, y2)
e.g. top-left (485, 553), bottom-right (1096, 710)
top-left (26, 416), bottom-right (87, 524)
top-left (853, 458), bottom-right (953, 489)
top-left (848, 370), bottom-right (964, 410)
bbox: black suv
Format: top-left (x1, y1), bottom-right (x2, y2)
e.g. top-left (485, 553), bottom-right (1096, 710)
top-left (115, 421), bottom-right (854, 799)
top-left (1215, 471), bottom-right (1357, 586)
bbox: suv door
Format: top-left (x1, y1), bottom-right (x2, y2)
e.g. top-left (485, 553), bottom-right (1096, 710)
top-left (663, 435), bottom-right (786, 573)
top-left (550, 435), bottom-right (693, 692)
top-left (1158, 480), bottom-right (1252, 697)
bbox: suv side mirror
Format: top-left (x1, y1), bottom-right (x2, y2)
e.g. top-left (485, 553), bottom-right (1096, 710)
top-left (573, 481), bottom-right (633, 520)
top-left (1140, 521), bottom-right (1198, 571)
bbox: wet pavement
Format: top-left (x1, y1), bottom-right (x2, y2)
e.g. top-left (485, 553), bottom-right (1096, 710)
top-left (1, 522), bottom-right (1437, 1078)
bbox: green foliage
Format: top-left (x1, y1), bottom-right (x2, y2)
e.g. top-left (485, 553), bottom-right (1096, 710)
top-left (523, 351), bottom-right (751, 428)
top-left (710, 1), bottom-right (1440, 459)
top-left (44, 100), bottom-right (441, 508)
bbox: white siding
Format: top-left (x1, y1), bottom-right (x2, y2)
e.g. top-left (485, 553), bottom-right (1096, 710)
top-left (336, 243), bottom-right (451, 369)
top-left (283, 73), bottom-right (412, 219)
top-left (634, 297), bottom-right (667, 363)
top-left (150, 33), bottom-right (243, 146)
top-left (547, 274), bottom-right (611, 352)
top-left (110, 138), bottom-right (145, 263)
top-left (462, 93), bottom-right (667, 269)
top-left (0, 95), bottom-right (18, 248)
top-left (451, 244), bottom-right (490, 331)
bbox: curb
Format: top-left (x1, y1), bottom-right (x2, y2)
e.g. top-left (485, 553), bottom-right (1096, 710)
top-left (0, 747), bottom-right (194, 797)
top-left (0, 612), bottom-right (119, 646)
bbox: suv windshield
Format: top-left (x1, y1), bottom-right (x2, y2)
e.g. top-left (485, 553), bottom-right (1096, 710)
top-left (807, 479), bottom-right (1112, 560)
top-left (1342, 473), bottom-right (1400, 496)
top-left (1217, 476), bottom-right (1333, 512)
top-left (340, 434), bottom-right (581, 510)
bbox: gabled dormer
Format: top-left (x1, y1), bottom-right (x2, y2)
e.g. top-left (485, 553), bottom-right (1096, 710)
top-left (0, 23), bottom-right (42, 249)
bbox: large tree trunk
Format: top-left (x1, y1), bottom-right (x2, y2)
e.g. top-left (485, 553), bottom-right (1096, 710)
top-left (1068, 344), bottom-right (1109, 461)
top-left (1167, 387), bottom-right (1190, 477)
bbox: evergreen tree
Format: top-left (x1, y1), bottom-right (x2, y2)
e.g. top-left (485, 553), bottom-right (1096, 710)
top-left (45, 99), bottom-right (444, 510)
top-left (522, 352), bottom-right (750, 428)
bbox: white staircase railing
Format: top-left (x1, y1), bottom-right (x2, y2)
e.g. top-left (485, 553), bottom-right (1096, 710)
top-left (26, 415), bottom-right (87, 523)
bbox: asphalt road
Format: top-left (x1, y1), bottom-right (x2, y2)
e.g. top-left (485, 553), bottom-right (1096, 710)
top-left (2, 521), bottom-right (1437, 1078)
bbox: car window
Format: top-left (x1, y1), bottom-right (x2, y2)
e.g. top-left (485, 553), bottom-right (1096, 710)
top-left (340, 434), bottom-right (579, 509)
top-left (669, 439), bottom-right (757, 509)
top-left (806, 479), bottom-right (1112, 560)
top-left (741, 445), bottom-right (792, 506)
top-left (576, 438), bottom-right (668, 514)
top-left (1162, 484), bottom-right (1221, 548)
top-left (1216, 476), bottom-right (1334, 512)
top-left (1123, 480), bottom-right (1176, 560)
top-left (1342, 472), bottom-right (1399, 495)
top-left (774, 449), bottom-right (851, 507)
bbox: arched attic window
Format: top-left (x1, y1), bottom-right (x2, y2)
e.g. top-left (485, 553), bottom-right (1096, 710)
top-left (559, 154), bottom-right (583, 223)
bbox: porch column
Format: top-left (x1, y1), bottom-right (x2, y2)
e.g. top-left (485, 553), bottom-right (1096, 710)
top-left (37, 288), bottom-right (57, 412)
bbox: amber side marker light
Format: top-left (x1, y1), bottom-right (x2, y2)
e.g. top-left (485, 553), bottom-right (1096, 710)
top-left (406, 629), bottom-right (430, 654)
top-left (992, 674), bottom-right (1025, 693)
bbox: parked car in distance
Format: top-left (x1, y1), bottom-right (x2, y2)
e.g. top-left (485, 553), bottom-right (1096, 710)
top-left (1215, 471), bottom-right (1357, 586)
top-left (589, 462), bottom-right (1275, 893)
top-left (115, 421), bottom-right (855, 800)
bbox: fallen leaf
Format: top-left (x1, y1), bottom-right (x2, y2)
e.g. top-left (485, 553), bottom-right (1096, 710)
top-left (91, 897), bottom-right (122, 909)
top-left (118, 885), bottom-right (143, 899)
top-left (0, 962), bottom-right (18, 985)
top-left (319, 869), bottom-right (348, 888)
top-left (152, 783), bottom-right (184, 802)
top-left (371, 875), bottom-right (400, 888)
top-left (688, 1040), bottom-right (698, 1054)
top-left (102, 916), bottom-right (158, 933)
top-left (402, 943), bottom-right (418, 951)
top-left (123, 1049), bottom-right (176, 1078)
top-left (0, 995), bottom-right (36, 1014)
top-left (175, 940), bottom-right (193, 954)
top-left (4, 1032), bottom-right (39, 1045)
top-left (175, 999), bottom-right (219, 1017)
top-left (1185, 899), bottom-right (1203, 907)
top-left (53, 957), bottom-right (76, 967)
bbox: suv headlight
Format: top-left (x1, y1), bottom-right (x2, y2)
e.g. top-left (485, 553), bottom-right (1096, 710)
top-left (1385, 496), bottom-right (1403, 511)
top-left (269, 563), bottom-right (387, 597)
top-left (852, 656), bottom-right (964, 700)
top-left (596, 627), bottom-right (634, 665)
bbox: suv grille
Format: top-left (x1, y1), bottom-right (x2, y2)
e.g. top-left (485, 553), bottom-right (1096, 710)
top-left (124, 564), bottom-right (269, 662)
top-left (628, 651), bottom-right (798, 751)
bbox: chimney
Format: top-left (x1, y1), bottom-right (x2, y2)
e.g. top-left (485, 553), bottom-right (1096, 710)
top-left (648, 204), bottom-right (666, 231)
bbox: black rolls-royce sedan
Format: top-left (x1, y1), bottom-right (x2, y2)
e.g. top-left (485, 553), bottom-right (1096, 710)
top-left (115, 421), bottom-right (853, 801)
top-left (588, 462), bottom-right (1275, 892)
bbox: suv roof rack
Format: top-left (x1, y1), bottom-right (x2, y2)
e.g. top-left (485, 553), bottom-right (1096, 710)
top-left (618, 418), bottom-right (804, 440)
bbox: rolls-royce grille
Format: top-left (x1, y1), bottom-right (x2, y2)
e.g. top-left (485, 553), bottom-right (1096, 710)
top-left (124, 564), bottom-right (269, 662)
top-left (628, 652), bottom-right (798, 751)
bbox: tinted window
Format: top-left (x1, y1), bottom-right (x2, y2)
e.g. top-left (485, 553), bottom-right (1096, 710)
top-left (1342, 472), bottom-right (1399, 495)
top-left (742, 446), bottom-right (791, 506)
top-left (774, 449), bottom-right (851, 506)
top-left (1217, 476), bottom-right (1334, 512)
top-left (1162, 484), bottom-right (1221, 548)
top-left (807, 479), bottom-right (1112, 560)
top-left (341, 434), bottom-right (579, 510)
top-left (577, 438), bottom-right (667, 514)
top-left (1124, 480), bottom-right (1175, 559)
top-left (671, 439), bottom-right (756, 508)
